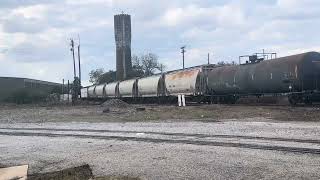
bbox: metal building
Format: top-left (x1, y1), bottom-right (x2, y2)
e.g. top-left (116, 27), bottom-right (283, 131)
top-left (0, 77), bottom-right (61, 102)
top-left (114, 13), bottom-right (132, 81)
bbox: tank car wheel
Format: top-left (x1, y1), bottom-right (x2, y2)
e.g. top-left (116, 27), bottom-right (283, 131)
top-left (288, 95), bottom-right (298, 106)
top-left (304, 96), bottom-right (313, 105)
top-left (223, 95), bottom-right (237, 104)
top-left (230, 95), bottom-right (238, 104)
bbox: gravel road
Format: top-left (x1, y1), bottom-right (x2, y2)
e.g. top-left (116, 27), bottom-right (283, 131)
top-left (1, 119), bottom-right (320, 179)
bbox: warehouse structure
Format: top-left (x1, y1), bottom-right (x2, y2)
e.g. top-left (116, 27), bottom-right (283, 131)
top-left (0, 77), bottom-right (62, 103)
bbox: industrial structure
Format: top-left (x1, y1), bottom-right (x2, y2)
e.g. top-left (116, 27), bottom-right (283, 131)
top-left (0, 77), bottom-right (61, 103)
top-left (114, 13), bottom-right (132, 81)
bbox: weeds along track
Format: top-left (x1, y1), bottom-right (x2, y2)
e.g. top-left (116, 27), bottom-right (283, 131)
top-left (1, 128), bottom-right (320, 155)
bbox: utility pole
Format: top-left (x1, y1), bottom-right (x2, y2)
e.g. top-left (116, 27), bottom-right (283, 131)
top-left (70, 38), bottom-right (77, 104)
top-left (207, 53), bottom-right (210, 65)
top-left (181, 46), bottom-right (186, 69)
top-left (70, 39), bottom-right (76, 79)
top-left (62, 79), bottom-right (64, 94)
top-left (77, 35), bottom-right (81, 98)
top-left (67, 80), bottom-right (70, 104)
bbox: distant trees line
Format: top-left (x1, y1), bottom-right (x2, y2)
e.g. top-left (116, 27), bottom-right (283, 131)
top-left (89, 53), bottom-right (166, 84)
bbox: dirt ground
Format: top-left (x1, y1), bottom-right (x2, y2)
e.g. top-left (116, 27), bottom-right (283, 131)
top-left (27, 164), bottom-right (139, 180)
top-left (0, 103), bottom-right (319, 123)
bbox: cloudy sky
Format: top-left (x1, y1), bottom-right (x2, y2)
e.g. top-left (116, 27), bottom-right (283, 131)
top-left (0, 0), bottom-right (319, 85)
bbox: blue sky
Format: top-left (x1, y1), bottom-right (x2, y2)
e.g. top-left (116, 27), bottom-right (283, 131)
top-left (0, 0), bottom-right (319, 85)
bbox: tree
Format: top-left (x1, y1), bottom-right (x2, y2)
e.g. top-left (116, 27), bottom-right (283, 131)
top-left (158, 63), bottom-right (167, 73)
top-left (88, 53), bottom-right (165, 84)
top-left (131, 53), bottom-right (166, 77)
top-left (131, 55), bottom-right (144, 77)
top-left (141, 53), bottom-right (159, 76)
top-left (89, 68), bottom-right (104, 84)
top-left (89, 69), bottom-right (116, 84)
top-left (98, 70), bottom-right (116, 84)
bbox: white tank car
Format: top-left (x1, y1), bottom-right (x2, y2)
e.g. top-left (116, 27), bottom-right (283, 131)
top-left (165, 68), bottom-right (206, 96)
top-left (94, 84), bottom-right (107, 98)
top-left (87, 86), bottom-right (96, 98)
top-left (118, 79), bottom-right (138, 98)
top-left (138, 75), bottom-right (165, 97)
top-left (105, 82), bottom-right (119, 98)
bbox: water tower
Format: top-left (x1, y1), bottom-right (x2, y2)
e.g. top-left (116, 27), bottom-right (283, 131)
top-left (114, 13), bottom-right (132, 80)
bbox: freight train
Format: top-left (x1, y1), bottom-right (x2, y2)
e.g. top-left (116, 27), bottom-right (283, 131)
top-left (81, 51), bottom-right (320, 105)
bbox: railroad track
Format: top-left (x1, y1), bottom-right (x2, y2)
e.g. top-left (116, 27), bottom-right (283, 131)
top-left (1, 128), bottom-right (320, 155)
top-left (1, 127), bottom-right (320, 145)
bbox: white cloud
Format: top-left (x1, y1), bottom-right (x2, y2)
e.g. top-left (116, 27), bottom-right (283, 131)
top-left (11, 4), bottom-right (49, 19)
top-left (277, 0), bottom-right (320, 8)
top-left (66, 0), bottom-right (112, 5)
top-left (0, 0), bottom-right (320, 85)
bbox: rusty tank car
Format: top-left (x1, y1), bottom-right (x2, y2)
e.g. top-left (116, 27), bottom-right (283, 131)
top-left (165, 67), bottom-right (206, 96)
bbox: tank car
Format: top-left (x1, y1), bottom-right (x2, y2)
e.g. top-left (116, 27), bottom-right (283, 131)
top-left (207, 52), bottom-right (320, 104)
top-left (165, 68), bottom-right (206, 96)
top-left (118, 79), bottom-right (138, 98)
top-left (104, 82), bottom-right (119, 98)
top-left (87, 86), bottom-right (96, 98)
top-left (137, 74), bottom-right (165, 97)
top-left (94, 84), bottom-right (106, 98)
